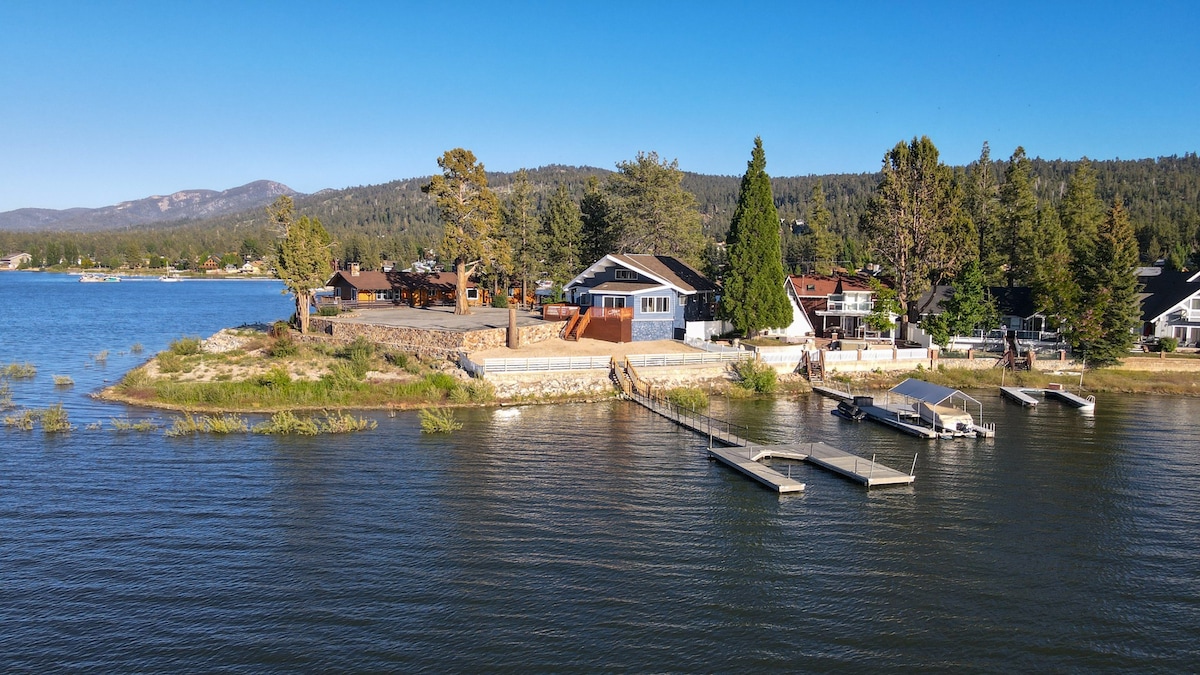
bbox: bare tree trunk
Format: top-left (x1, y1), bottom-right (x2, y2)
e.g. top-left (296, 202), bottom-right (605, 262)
top-left (297, 291), bottom-right (311, 334)
top-left (455, 259), bottom-right (470, 315)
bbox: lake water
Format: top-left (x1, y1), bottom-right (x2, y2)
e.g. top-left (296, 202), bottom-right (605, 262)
top-left (1, 272), bottom-right (1198, 672)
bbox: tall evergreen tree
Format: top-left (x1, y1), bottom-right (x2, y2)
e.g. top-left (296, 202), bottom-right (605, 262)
top-left (940, 259), bottom-right (997, 338)
top-left (998, 146), bottom-right (1038, 287)
top-left (802, 180), bottom-right (839, 274)
top-left (579, 176), bottom-right (614, 265)
top-left (1073, 198), bottom-right (1140, 367)
top-left (502, 169), bottom-right (539, 307)
top-left (1028, 205), bottom-right (1077, 325)
top-left (862, 136), bottom-right (968, 326)
top-left (540, 183), bottom-right (583, 288)
top-left (720, 138), bottom-right (792, 336)
top-left (1059, 158), bottom-right (1105, 274)
top-left (604, 151), bottom-right (704, 263)
top-left (963, 142), bottom-right (1004, 285)
top-left (422, 148), bottom-right (507, 315)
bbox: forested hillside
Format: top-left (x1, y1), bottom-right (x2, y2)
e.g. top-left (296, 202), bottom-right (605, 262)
top-left (3, 153), bottom-right (1198, 271)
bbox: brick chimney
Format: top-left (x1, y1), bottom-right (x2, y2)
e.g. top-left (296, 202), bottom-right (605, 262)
top-left (349, 262), bottom-right (360, 276)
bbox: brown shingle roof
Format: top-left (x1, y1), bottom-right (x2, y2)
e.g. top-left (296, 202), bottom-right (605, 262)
top-left (611, 254), bottom-right (717, 293)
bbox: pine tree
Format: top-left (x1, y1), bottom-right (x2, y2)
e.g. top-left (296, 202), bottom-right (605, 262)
top-left (963, 142), bottom-right (1004, 285)
top-left (1073, 198), bottom-right (1140, 367)
top-left (940, 259), bottom-right (997, 338)
top-left (1060, 158), bottom-right (1105, 274)
top-left (579, 176), bottom-right (614, 265)
top-left (862, 136), bottom-right (968, 325)
top-left (422, 148), bottom-right (507, 315)
top-left (540, 183), bottom-right (582, 288)
top-left (502, 169), bottom-right (539, 307)
top-left (604, 151), bottom-right (704, 264)
top-left (720, 138), bottom-right (792, 336)
top-left (1028, 205), bottom-right (1077, 325)
top-left (998, 146), bottom-right (1038, 287)
top-left (803, 180), bottom-right (838, 274)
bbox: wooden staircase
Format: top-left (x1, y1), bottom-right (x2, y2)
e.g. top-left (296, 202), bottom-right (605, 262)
top-left (803, 351), bottom-right (825, 384)
top-left (562, 310), bottom-right (591, 341)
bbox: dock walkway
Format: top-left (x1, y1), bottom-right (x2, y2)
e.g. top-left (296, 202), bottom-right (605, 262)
top-left (612, 360), bottom-right (914, 492)
top-left (1000, 386), bottom-right (1096, 410)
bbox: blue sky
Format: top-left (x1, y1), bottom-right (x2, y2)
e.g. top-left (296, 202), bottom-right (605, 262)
top-left (2, 1), bottom-right (1198, 212)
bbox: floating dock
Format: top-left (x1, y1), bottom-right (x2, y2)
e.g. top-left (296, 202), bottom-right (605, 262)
top-left (613, 360), bottom-right (915, 492)
top-left (1000, 386), bottom-right (1096, 410)
top-left (816, 380), bottom-right (996, 439)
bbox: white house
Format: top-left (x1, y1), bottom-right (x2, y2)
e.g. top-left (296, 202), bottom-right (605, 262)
top-left (1139, 268), bottom-right (1200, 347)
top-left (765, 273), bottom-right (884, 342)
top-left (0, 252), bottom-right (33, 270)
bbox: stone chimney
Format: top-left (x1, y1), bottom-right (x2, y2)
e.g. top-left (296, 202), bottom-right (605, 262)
top-left (349, 262), bottom-right (360, 276)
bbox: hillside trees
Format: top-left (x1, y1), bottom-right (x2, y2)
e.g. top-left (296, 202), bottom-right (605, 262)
top-left (579, 176), bottom-right (615, 265)
top-left (963, 142), bottom-right (1004, 285)
top-left (270, 195), bottom-right (332, 334)
top-left (800, 181), bottom-right (839, 275)
top-left (720, 138), bottom-right (792, 337)
top-left (863, 136), bottom-right (972, 326)
top-left (422, 148), bottom-right (507, 315)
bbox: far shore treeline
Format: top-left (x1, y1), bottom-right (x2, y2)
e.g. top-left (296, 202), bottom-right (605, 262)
top-left (4, 150), bottom-right (1198, 277)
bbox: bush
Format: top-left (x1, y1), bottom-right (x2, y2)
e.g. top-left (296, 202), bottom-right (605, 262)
top-left (157, 352), bottom-right (183, 373)
top-left (1159, 337), bottom-right (1179, 353)
top-left (317, 305), bottom-right (340, 316)
top-left (3, 362), bottom-right (37, 379)
top-left (253, 410), bottom-right (319, 435)
top-left (419, 407), bottom-right (462, 433)
top-left (340, 337), bottom-right (375, 377)
top-left (53, 375), bottom-right (74, 387)
top-left (267, 335), bottom-right (299, 358)
top-left (40, 403), bottom-right (73, 433)
top-left (732, 358), bottom-right (777, 394)
top-left (169, 336), bottom-right (203, 356)
top-left (269, 321), bottom-right (291, 338)
top-left (491, 294), bottom-right (509, 308)
top-left (385, 351), bottom-right (410, 370)
top-left (665, 386), bottom-right (709, 411)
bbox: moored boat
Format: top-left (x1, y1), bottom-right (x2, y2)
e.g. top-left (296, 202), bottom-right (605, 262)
top-left (79, 273), bottom-right (120, 283)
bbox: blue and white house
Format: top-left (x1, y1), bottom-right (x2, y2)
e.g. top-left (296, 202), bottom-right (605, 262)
top-left (565, 254), bottom-right (723, 341)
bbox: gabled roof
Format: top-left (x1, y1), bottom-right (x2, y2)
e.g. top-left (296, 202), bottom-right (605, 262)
top-left (567, 254), bottom-right (716, 295)
top-left (891, 378), bottom-right (981, 407)
top-left (1139, 269), bottom-right (1200, 322)
top-left (788, 273), bottom-right (873, 298)
top-left (326, 270), bottom-right (472, 292)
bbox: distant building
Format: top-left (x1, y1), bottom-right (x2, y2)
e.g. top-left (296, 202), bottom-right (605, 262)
top-left (0, 252), bottom-right (32, 270)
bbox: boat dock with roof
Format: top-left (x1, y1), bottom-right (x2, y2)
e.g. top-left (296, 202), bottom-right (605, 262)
top-left (611, 359), bottom-right (915, 492)
top-left (817, 378), bottom-right (996, 439)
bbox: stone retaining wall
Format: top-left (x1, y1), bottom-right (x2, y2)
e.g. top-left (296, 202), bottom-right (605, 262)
top-left (306, 317), bottom-right (560, 359)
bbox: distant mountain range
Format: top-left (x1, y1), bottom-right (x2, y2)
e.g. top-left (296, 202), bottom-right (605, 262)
top-left (0, 180), bottom-right (299, 232)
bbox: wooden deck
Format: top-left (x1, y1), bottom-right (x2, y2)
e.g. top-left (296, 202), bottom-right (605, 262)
top-left (613, 360), bottom-right (914, 491)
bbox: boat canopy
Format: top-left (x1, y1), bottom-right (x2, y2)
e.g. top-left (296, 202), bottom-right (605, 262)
top-left (890, 378), bottom-right (982, 408)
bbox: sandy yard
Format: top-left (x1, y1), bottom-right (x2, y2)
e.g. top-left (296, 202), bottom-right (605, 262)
top-left (470, 337), bottom-right (703, 361)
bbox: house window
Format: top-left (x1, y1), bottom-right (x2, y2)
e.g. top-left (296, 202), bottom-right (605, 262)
top-left (641, 296), bottom-right (670, 313)
top-left (806, 284), bottom-right (816, 291)
top-left (603, 296), bottom-right (626, 308)
top-left (615, 269), bottom-right (637, 281)
top-left (466, 288), bottom-right (479, 300)
top-left (1190, 298), bottom-right (1200, 311)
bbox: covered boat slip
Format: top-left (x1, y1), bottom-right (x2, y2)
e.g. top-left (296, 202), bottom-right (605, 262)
top-left (817, 379), bottom-right (996, 439)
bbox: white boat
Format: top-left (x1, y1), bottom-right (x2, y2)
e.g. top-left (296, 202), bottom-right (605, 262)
top-left (917, 401), bottom-right (975, 434)
top-left (79, 273), bottom-right (120, 283)
top-left (159, 274), bottom-right (182, 282)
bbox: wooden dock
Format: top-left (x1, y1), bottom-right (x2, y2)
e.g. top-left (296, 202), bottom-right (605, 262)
top-left (612, 360), bottom-right (915, 492)
top-left (1000, 386), bottom-right (1096, 410)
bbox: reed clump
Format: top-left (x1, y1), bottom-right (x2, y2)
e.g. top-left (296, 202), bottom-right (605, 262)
top-left (419, 407), bottom-right (462, 433)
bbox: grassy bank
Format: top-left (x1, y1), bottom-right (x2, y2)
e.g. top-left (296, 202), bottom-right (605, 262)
top-left (99, 330), bottom-right (498, 413)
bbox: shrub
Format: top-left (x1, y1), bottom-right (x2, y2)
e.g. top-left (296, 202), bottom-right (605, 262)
top-left (424, 372), bottom-right (458, 392)
top-left (269, 321), bottom-right (290, 338)
top-left (202, 413), bottom-right (247, 434)
top-left (491, 294), bottom-right (509, 308)
top-left (1160, 337), bottom-right (1179, 353)
top-left (0, 382), bottom-right (11, 409)
top-left (449, 386), bottom-right (472, 404)
top-left (40, 403), bottom-right (73, 433)
top-left (340, 337), bottom-right (375, 377)
top-left (165, 413), bottom-right (204, 437)
top-left (385, 351), bottom-right (410, 370)
top-left (253, 410), bottom-right (319, 435)
top-left (3, 362), bottom-right (37, 379)
top-left (319, 411), bottom-right (377, 433)
top-left (665, 386), bottom-right (709, 411)
top-left (267, 335), bottom-right (299, 358)
top-left (419, 407), bottom-right (462, 433)
top-left (157, 352), bottom-right (183, 373)
top-left (465, 378), bottom-right (495, 403)
top-left (317, 305), bottom-right (340, 316)
top-left (53, 375), bottom-right (74, 387)
top-left (110, 417), bottom-right (160, 432)
top-left (169, 336), bottom-right (203, 356)
top-left (732, 358), bottom-right (777, 394)
top-left (257, 367), bottom-right (293, 389)
top-left (3, 409), bottom-right (36, 430)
